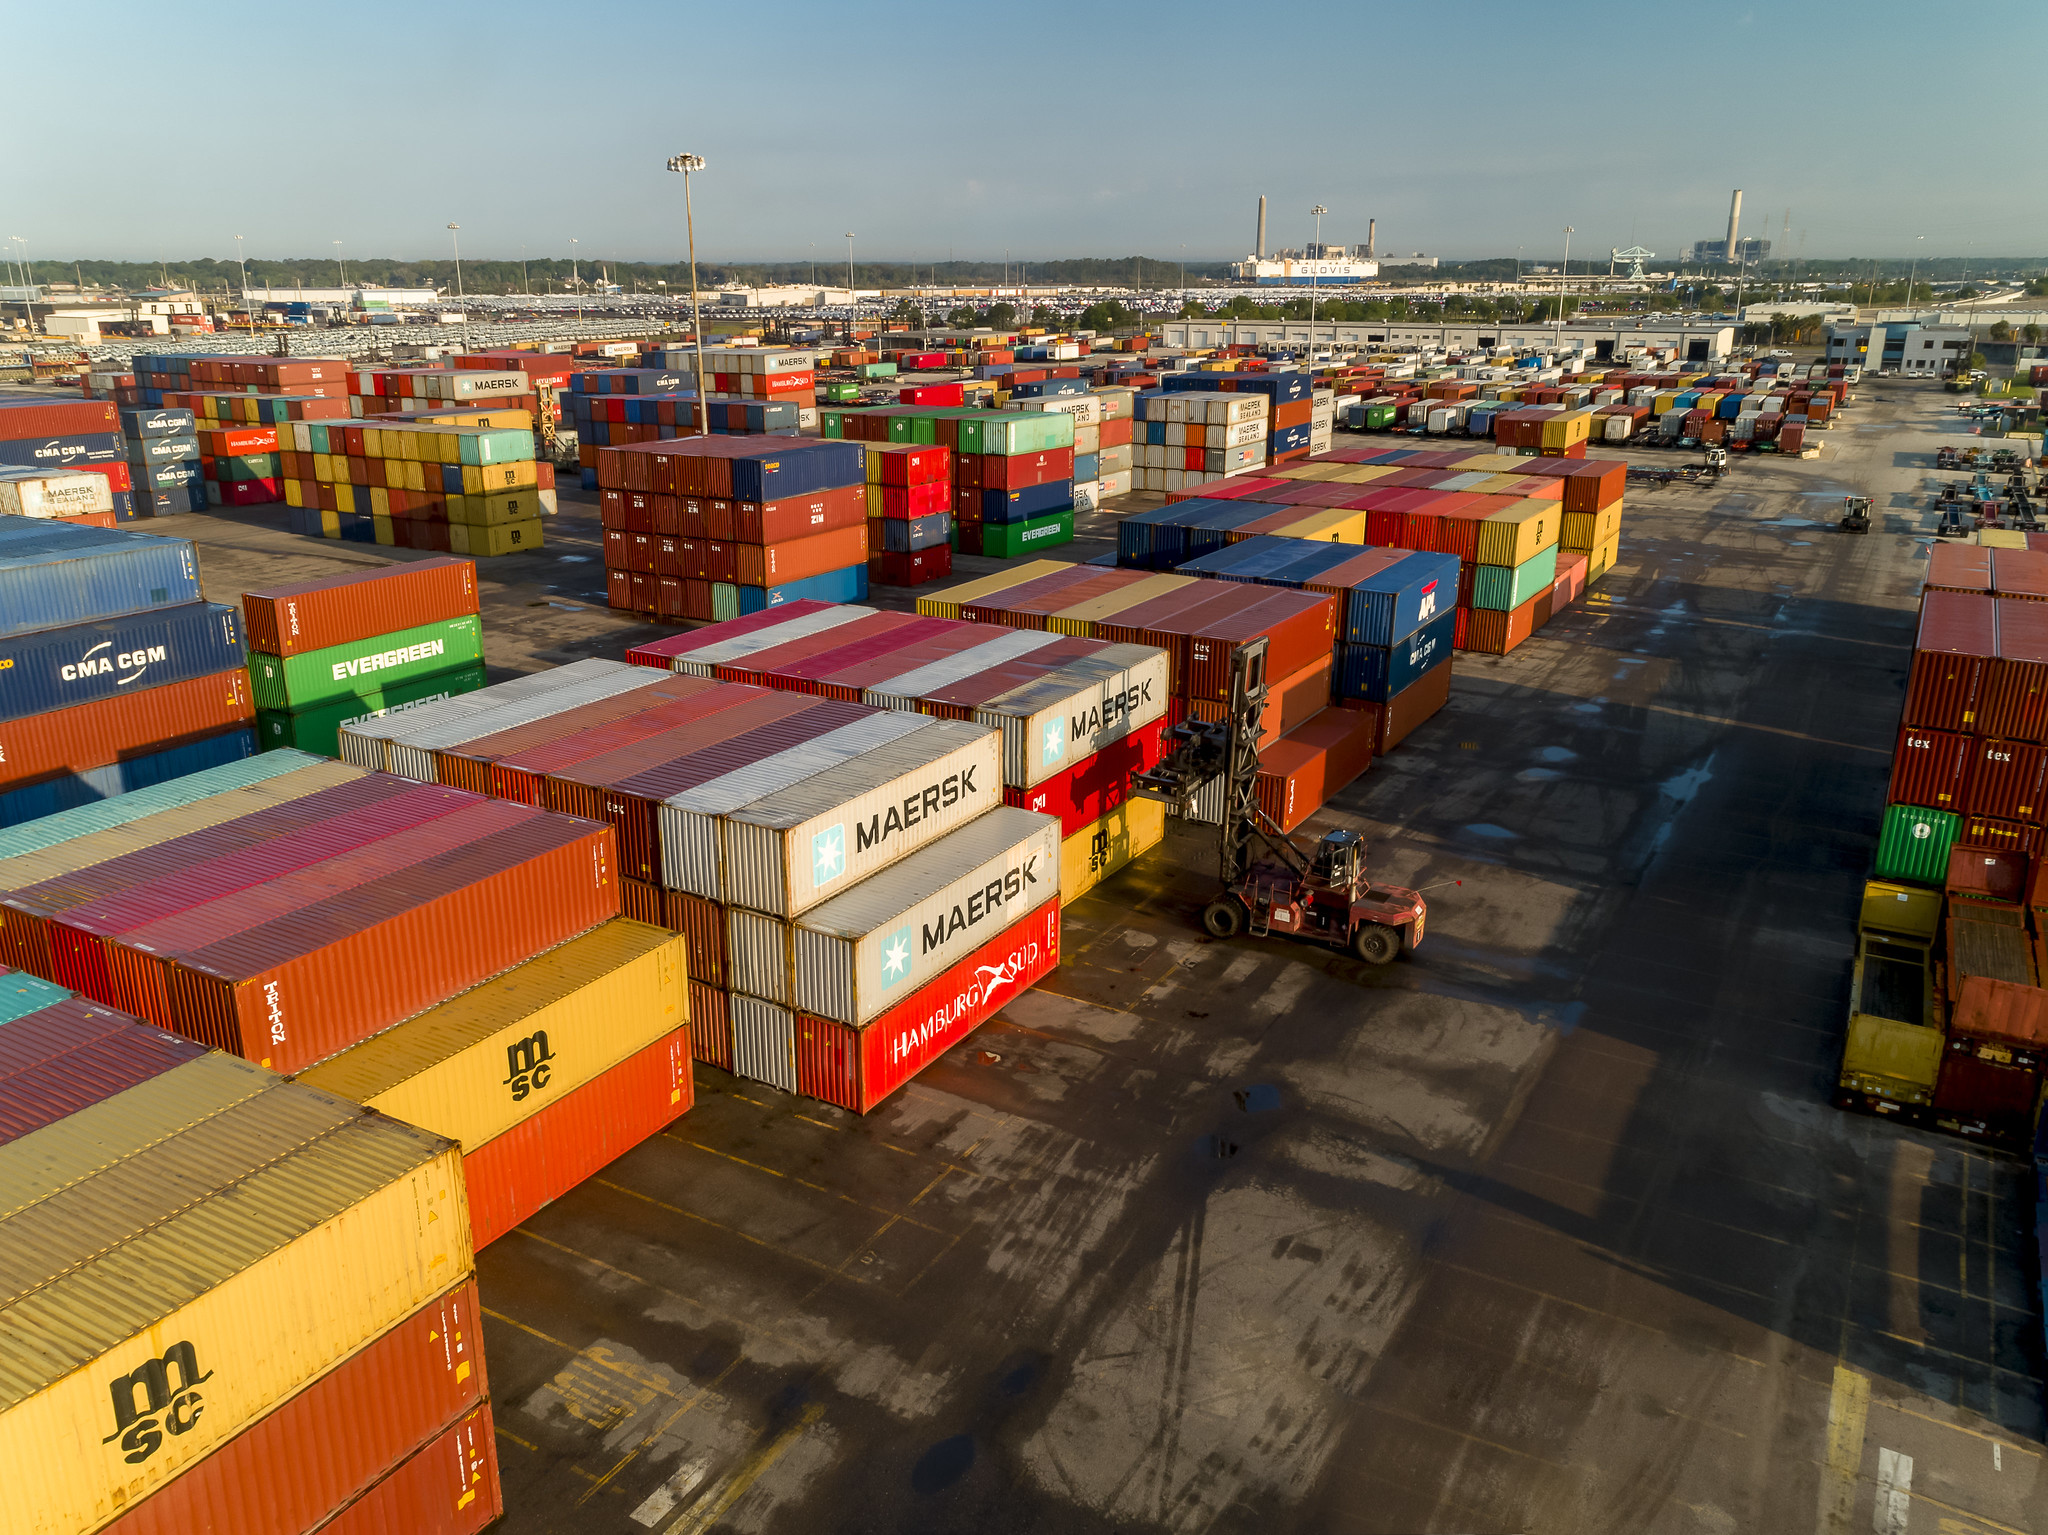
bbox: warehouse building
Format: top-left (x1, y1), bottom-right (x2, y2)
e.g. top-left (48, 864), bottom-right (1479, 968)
top-left (1152, 317), bottom-right (1737, 362)
top-left (1825, 321), bottom-right (1973, 375)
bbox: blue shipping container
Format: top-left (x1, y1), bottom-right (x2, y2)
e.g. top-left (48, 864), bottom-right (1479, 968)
top-left (0, 433), bottom-right (125, 470)
top-left (980, 480), bottom-right (1072, 524)
top-left (1335, 612), bottom-right (1456, 704)
top-left (0, 602), bottom-right (245, 724)
top-left (735, 562), bottom-right (869, 614)
top-left (1073, 453), bottom-right (1099, 482)
top-left (0, 727), bottom-right (258, 828)
top-left (119, 407), bottom-right (196, 439)
top-left (1336, 549), bottom-right (1461, 647)
top-left (879, 512), bottom-right (951, 552)
top-left (0, 524), bottom-right (201, 637)
top-left (1269, 422), bottom-right (1313, 454)
top-left (126, 434), bottom-right (201, 465)
top-left (0, 744), bottom-right (323, 860)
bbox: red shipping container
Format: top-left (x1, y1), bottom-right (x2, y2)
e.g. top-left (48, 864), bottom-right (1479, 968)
top-left (318, 1405), bottom-right (501, 1535)
top-left (667, 891), bottom-right (726, 990)
top-left (485, 681), bottom-right (763, 804)
top-left (73, 461), bottom-right (132, 494)
top-left (1931, 1048), bottom-right (2040, 1121)
top-left (734, 523), bottom-right (869, 588)
top-left (870, 543), bottom-right (953, 587)
top-left (1004, 718), bottom-right (1169, 836)
top-left (99, 1282), bottom-right (488, 1535)
top-left (623, 599), bottom-right (839, 670)
top-left (220, 478), bottom-right (283, 506)
top-left (1950, 974), bottom-right (2048, 1053)
top-left (606, 568), bottom-right (632, 611)
top-left (0, 399), bottom-right (118, 439)
top-left (795, 900), bottom-right (1058, 1113)
top-left (712, 611), bottom-right (923, 685)
top-left (1254, 706), bottom-right (1378, 832)
top-left (982, 447), bottom-right (1075, 491)
top-left (771, 618), bottom-right (970, 698)
top-left (687, 980), bottom-right (732, 1069)
top-left (733, 482), bottom-right (865, 544)
top-left (1946, 844), bottom-right (2028, 906)
top-left (242, 557), bottom-right (479, 656)
top-left (1185, 589), bottom-right (1340, 704)
top-left (1963, 738), bottom-right (2047, 822)
top-left (622, 876), bottom-right (665, 926)
top-left (1982, 596), bottom-right (2048, 743)
top-left (438, 674), bottom-right (718, 793)
top-left (464, 1024), bottom-right (693, 1249)
top-left (875, 444), bottom-right (952, 486)
top-left (1905, 590), bottom-right (1997, 731)
top-left (0, 668), bottom-right (254, 793)
top-left (1957, 814), bottom-right (2041, 857)
top-left (0, 994), bottom-right (207, 1141)
top-left (1889, 725), bottom-right (1973, 809)
top-left (1561, 461), bottom-right (1627, 513)
top-left (878, 481), bottom-right (951, 519)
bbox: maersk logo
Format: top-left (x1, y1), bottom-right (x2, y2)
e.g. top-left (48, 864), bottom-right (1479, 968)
top-left (920, 857), bottom-right (1041, 953)
top-left (1416, 579), bottom-right (1439, 621)
top-left (1042, 717), bottom-right (1065, 765)
top-left (103, 1342), bottom-right (213, 1464)
top-left (878, 925), bottom-right (914, 989)
top-left (812, 823), bottom-right (847, 885)
top-left (62, 640), bottom-right (165, 686)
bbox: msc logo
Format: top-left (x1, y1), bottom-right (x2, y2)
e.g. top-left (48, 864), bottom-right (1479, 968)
top-left (103, 1342), bottom-right (212, 1464)
top-left (505, 1030), bottom-right (555, 1101)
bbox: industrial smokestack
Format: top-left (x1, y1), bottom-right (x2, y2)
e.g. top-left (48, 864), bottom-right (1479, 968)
top-left (1365, 218), bottom-right (1376, 259)
top-left (1726, 189), bottom-right (1743, 263)
top-left (1256, 196), bottom-right (1266, 260)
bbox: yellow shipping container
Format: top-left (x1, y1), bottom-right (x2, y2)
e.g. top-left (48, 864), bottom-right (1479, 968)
top-left (914, 559), bottom-right (1070, 619)
top-left (1560, 502), bottom-right (1623, 552)
top-left (448, 488), bottom-right (549, 527)
top-left (1977, 528), bottom-right (2028, 549)
top-left (1839, 1013), bottom-right (1943, 1104)
top-left (1273, 506), bottom-right (1366, 544)
top-left (1269, 463), bottom-right (1352, 482)
top-left (1588, 531), bottom-right (1620, 580)
top-left (1454, 453), bottom-right (1524, 473)
top-left (449, 518), bottom-right (545, 557)
top-left (1473, 500), bottom-right (1559, 567)
top-left (1860, 880), bottom-right (1940, 943)
top-left (865, 484), bottom-right (885, 516)
top-left (372, 514), bottom-right (396, 546)
top-left (282, 478), bottom-right (304, 508)
top-left (0, 1056), bottom-right (470, 1535)
top-left (1538, 410), bottom-right (1595, 450)
top-left (1653, 392), bottom-right (1680, 414)
top-left (463, 460), bottom-right (538, 495)
top-left (1325, 464), bottom-right (1396, 484)
top-left (1046, 573), bottom-right (1192, 637)
top-left (1060, 796), bottom-right (1166, 905)
top-left (298, 920), bottom-right (685, 1151)
top-left (334, 483), bottom-right (357, 514)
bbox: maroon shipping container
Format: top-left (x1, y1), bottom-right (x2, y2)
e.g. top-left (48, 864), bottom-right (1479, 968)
top-left (956, 566), bottom-right (1103, 625)
top-left (622, 877), bottom-right (666, 926)
top-left (1096, 586), bottom-right (1262, 685)
top-left (0, 669), bottom-right (254, 792)
top-left (688, 981), bottom-right (732, 1069)
top-left (100, 1282), bottom-right (489, 1535)
top-left (914, 639), bottom-right (1106, 721)
top-left (1904, 590), bottom-right (1997, 732)
top-left (1992, 547), bottom-right (2048, 600)
top-left (667, 890), bottom-right (726, 989)
top-left (1253, 706), bottom-right (1378, 832)
top-left (242, 557), bottom-right (479, 657)
top-left (733, 523), bottom-right (869, 589)
top-left (1888, 725), bottom-right (1973, 810)
top-left (1957, 814), bottom-right (2040, 858)
top-left (871, 543), bottom-right (953, 587)
top-left (0, 995), bottom-right (205, 1143)
top-left (116, 813), bottom-right (619, 1071)
top-left (713, 612), bottom-right (924, 686)
top-left (482, 680), bottom-right (767, 804)
top-left (1982, 597), bottom-right (2048, 743)
top-left (1962, 738), bottom-right (2047, 823)
top-left (1354, 659), bottom-right (1452, 756)
top-left (732, 482), bottom-right (867, 544)
top-left (0, 398), bottom-right (118, 439)
top-left (1947, 844), bottom-right (2029, 906)
top-left (1931, 1048), bottom-right (2040, 1121)
top-left (996, 569), bottom-right (1153, 630)
top-left (318, 1404), bottom-right (501, 1535)
top-left (625, 600), bottom-right (840, 670)
top-left (1185, 589), bottom-right (1339, 704)
top-left (1461, 593), bottom-right (1543, 656)
top-left (754, 617), bottom-right (966, 697)
top-left (463, 1024), bottom-right (693, 1249)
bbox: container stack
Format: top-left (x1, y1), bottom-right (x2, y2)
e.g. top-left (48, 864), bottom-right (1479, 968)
top-left (118, 355), bottom-right (356, 508)
top-left (1161, 369), bottom-right (1318, 469)
top-left (866, 443), bottom-right (954, 587)
top-left (348, 363), bottom-right (542, 420)
top-left (0, 521), bottom-right (255, 827)
top-left (1839, 543), bottom-right (2048, 1144)
top-left (277, 416), bottom-right (546, 554)
top-left (0, 465), bottom-right (119, 526)
top-left (243, 557), bottom-right (490, 757)
top-left (0, 397), bottom-right (132, 519)
top-left (955, 409), bottom-right (1076, 557)
top-left (120, 405), bottom-right (206, 517)
top-left (598, 436), bottom-right (869, 622)
top-left (1131, 389), bottom-right (1269, 494)
top-left (0, 985), bottom-right (502, 1535)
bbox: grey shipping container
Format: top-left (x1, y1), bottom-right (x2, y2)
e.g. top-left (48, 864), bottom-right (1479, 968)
top-left (974, 644), bottom-right (1170, 788)
top-left (125, 434), bottom-right (201, 466)
top-left (0, 601), bottom-right (245, 724)
top-left (731, 805), bottom-right (1062, 1025)
top-left (662, 717), bottom-right (1001, 917)
top-left (730, 992), bottom-right (797, 1090)
top-left (119, 406), bottom-right (197, 439)
top-left (337, 658), bottom-right (654, 773)
top-left (0, 523), bottom-right (201, 637)
top-left (668, 604), bottom-right (877, 677)
top-left (859, 629), bottom-right (1064, 712)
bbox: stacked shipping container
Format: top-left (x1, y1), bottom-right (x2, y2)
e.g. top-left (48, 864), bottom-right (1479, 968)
top-left (0, 397), bottom-right (133, 520)
top-left (276, 414), bottom-right (548, 553)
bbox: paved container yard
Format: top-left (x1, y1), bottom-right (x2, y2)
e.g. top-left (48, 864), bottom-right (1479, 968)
top-left (137, 379), bottom-right (2044, 1534)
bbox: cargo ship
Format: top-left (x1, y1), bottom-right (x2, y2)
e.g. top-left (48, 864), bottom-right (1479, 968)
top-left (1231, 246), bottom-right (1380, 285)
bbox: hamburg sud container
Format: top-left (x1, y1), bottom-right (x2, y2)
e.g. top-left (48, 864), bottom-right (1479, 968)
top-left (248, 614), bottom-right (486, 713)
top-left (0, 1024), bottom-right (474, 1535)
top-left (0, 521), bottom-right (202, 637)
top-left (0, 603), bottom-right (245, 725)
top-left (242, 556), bottom-right (479, 656)
top-left (295, 918), bottom-right (688, 1247)
top-left (660, 715), bottom-right (1000, 916)
top-left (339, 658), bottom-right (666, 774)
top-left (975, 644), bottom-right (1170, 789)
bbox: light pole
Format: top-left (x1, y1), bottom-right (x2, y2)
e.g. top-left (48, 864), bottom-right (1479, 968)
top-left (845, 232), bottom-right (857, 345)
top-left (446, 223), bottom-right (469, 352)
top-left (521, 244), bottom-right (529, 296)
top-left (571, 237), bottom-right (580, 321)
top-left (665, 154), bottom-right (711, 438)
top-left (235, 234), bottom-right (250, 329)
top-left (809, 241), bottom-right (817, 290)
top-left (1307, 205), bottom-right (1328, 361)
top-left (1905, 234), bottom-right (1926, 317)
top-left (333, 240), bottom-right (345, 287)
top-left (10, 238), bottom-right (31, 334)
top-left (1557, 227), bottom-right (1574, 344)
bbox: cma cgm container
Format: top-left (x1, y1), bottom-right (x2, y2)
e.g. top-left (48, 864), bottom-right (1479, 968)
top-left (793, 897), bottom-right (1060, 1112)
top-left (98, 1280), bottom-right (487, 1535)
top-left (243, 556), bottom-right (480, 656)
top-left (0, 1047), bottom-right (471, 1535)
top-left (0, 523), bottom-right (202, 637)
top-left (0, 603), bottom-right (245, 725)
top-left (660, 716), bottom-right (1001, 916)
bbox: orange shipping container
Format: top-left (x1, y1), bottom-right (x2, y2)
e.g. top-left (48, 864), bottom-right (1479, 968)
top-left (1254, 707), bottom-right (1377, 831)
top-left (734, 523), bottom-right (869, 587)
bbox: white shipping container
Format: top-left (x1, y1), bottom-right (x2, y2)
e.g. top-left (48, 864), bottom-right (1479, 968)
top-left (861, 630), bottom-right (1060, 712)
top-left (1207, 443), bottom-right (1266, 475)
top-left (339, 657), bottom-right (654, 773)
top-left (1222, 419), bottom-right (1266, 448)
top-left (1073, 424), bottom-right (1100, 456)
top-left (664, 605), bottom-right (878, 677)
top-left (975, 644), bottom-right (1169, 789)
top-left (730, 993), bottom-right (796, 1090)
top-left (1098, 468), bottom-right (1134, 499)
top-left (1072, 480), bottom-right (1101, 513)
top-left (1017, 396), bottom-right (1102, 426)
top-left (783, 805), bottom-right (1062, 1025)
top-left (662, 718), bottom-right (1000, 915)
top-left (1601, 414), bottom-right (1634, 441)
top-left (0, 467), bottom-right (114, 519)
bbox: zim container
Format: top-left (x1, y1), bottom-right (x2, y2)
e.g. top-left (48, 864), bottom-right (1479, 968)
top-left (250, 614), bottom-right (486, 712)
top-left (257, 662), bottom-right (490, 758)
top-left (0, 1052), bottom-right (471, 1535)
top-left (242, 556), bottom-right (479, 656)
top-left (793, 899), bottom-right (1059, 1114)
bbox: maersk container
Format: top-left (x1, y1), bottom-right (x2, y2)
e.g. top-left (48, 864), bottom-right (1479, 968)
top-left (0, 602), bottom-right (245, 725)
top-left (861, 630), bottom-right (1065, 711)
top-left (0, 1049), bottom-right (471, 1535)
top-left (658, 712), bottom-right (928, 898)
top-left (0, 523), bottom-right (201, 637)
top-left (731, 991), bottom-right (797, 1089)
top-left (341, 657), bottom-right (659, 774)
top-left (975, 645), bottom-right (1170, 788)
top-left (250, 614), bottom-right (485, 713)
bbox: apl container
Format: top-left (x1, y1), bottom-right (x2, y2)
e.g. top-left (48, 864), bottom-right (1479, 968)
top-left (250, 614), bottom-right (485, 713)
top-left (243, 556), bottom-right (480, 656)
top-left (662, 717), bottom-right (1000, 916)
top-left (0, 1050), bottom-right (471, 1535)
top-left (0, 522), bottom-right (201, 636)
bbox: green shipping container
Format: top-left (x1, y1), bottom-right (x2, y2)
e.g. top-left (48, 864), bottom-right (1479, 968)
top-left (1471, 546), bottom-right (1560, 611)
top-left (248, 614), bottom-right (486, 712)
top-left (256, 662), bottom-right (489, 758)
top-left (1365, 404), bottom-right (1398, 429)
top-left (711, 582), bottom-right (741, 622)
top-left (859, 362), bottom-right (898, 378)
top-left (974, 413), bottom-right (1075, 456)
top-left (979, 510), bottom-right (1074, 559)
top-left (1873, 803), bottom-right (1959, 887)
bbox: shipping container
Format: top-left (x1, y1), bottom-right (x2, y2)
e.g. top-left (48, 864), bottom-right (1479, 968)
top-left (250, 615), bottom-right (485, 713)
top-left (975, 646), bottom-right (1170, 788)
top-left (0, 1053), bottom-right (471, 1535)
top-left (345, 659), bottom-right (667, 776)
top-left (242, 557), bottom-right (480, 657)
top-left (629, 600), bottom-right (871, 674)
top-left (257, 663), bottom-right (490, 759)
top-left (1983, 596), bottom-right (2048, 743)
top-left (1058, 796), bottom-right (1166, 906)
top-left (315, 1403), bottom-right (501, 1535)
top-left (1888, 726), bottom-right (1973, 810)
top-left (1255, 705), bottom-right (1379, 830)
top-left (0, 667), bottom-right (255, 793)
top-left (1904, 591), bottom-right (1996, 732)
top-left (0, 524), bottom-right (201, 637)
top-left (688, 980), bottom-right (731, 1070)
top-left (469, 676), bottom-right (761, 803)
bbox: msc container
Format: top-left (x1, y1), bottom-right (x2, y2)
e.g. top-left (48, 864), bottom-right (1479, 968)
top-left (664, 718), bottom-right (1000, 916)
top-left (793, 899), bottom-right (1059, 1114)
top-left (317, 1403), bottom-right (501, 1535)
top-left (242, 556), bottom-right (480, 657)
top-left (0, 524), bottom-right (201, 637)
top-left (296, 918), bottom-right (685, 1152)
top-left (345, 658), bottom-right (663, 776)
top-left (1058, 796), bottom-right (1166, 906)
top-left (0, 1053), bottom-right (471, 1535)
top-left (767, 805), bottom-right (1060, 1024)
top-left (460, 1024), bottom-right (693, 1249)
top-left (0, 602), bottom-right (243, 726)
top-left (258, 662), bottom-right (490, 758)
top-left (97, 1280), bottom-right (488, 1535)
top-left (974, 645), bottom-right (1170, 788)
top-left (0, 667), bottom-right (254, 793)
top-left (250, 614), bottom-right (485, 713)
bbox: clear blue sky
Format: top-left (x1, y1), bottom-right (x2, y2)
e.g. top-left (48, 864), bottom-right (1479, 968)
top-left (13, 0), bottom-right (2042, 266)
